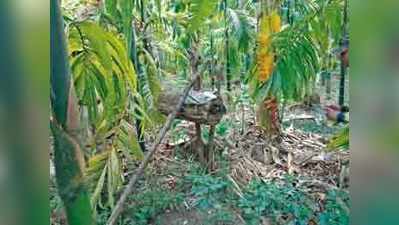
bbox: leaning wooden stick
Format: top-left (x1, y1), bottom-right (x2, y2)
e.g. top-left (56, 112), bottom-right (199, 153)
top-left (106, 72), bottom-right (202, 225)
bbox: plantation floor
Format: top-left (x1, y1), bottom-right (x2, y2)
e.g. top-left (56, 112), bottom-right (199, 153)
top-left (125, 97), bottom-right (349, 225)
top-left (51, 80), bottom-right (350, 225)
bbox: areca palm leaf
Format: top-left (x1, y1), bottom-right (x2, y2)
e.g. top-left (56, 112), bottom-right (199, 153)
top-left (251, 25), bottom-right (319, 103)
top-left (67, 22), bottom-right (148, 207)
top-left (68, 21), bottom-right (137, 134)
top-left (86, 148), bottom-right (123, 210)
top-left (86, 118), bottom-right (145, 210)
top-left (142, 48), bottom-right (162, 104)
top-left (102, 0), bottom-right (134, 51)
top-left (226, 8), bottom-right (255, 51)
top-left (250, 0), bottom-right (344, 104)
top-left (187, 0), bottom-right (218, 32)
top-left (327, 125), bottom-right (349, 151)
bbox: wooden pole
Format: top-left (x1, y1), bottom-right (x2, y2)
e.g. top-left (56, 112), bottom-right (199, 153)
top-left (106, 71), bottom-right (202, 225)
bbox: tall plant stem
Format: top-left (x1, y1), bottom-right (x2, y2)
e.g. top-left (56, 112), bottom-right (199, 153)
top-left (51, 0), bottom-right (93, 224)
top-left (130, 20), bottom-right (147, 152)
top-left (224, 0), bottom-right (231, 92)
top-left (338, 0), bottom-right (348, 106)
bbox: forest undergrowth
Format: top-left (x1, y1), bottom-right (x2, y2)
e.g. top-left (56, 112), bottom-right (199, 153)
top-left (51, 79), bottom-right (349, 225)
top-left (50, 1), bottom-right (350, 224)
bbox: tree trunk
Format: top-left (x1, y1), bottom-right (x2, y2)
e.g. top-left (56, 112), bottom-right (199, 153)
top-left (51, 0), bottom-right (94, 224)
top-left (209, 25), bottom-right (215, 89)
top-left (338, 0), bottom-right (349, 106)
top-left (326, 72), bottom-right (332, 100)
top-left (256, 97), bottom-right (280, 136)
top-left (224, 0), bottom-right (231, 92)
top-left (338, 60), bottom-right (347, 106)
top-left (191, 42), bottom-right (206, 164)
top-left (130, 22), bottom-right (147, 152)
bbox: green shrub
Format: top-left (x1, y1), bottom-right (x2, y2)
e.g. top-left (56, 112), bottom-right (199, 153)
top-left (187, 174), bottom-right (231, 209)
top-left (318, 190), bottom-right (350, 225)
top-left (125, 189), bottom-right (184, 225)
top-left (237, 179), bottom-right (315, 225)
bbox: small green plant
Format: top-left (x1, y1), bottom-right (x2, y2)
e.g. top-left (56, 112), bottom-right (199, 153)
top-left (215, 120), bottom-right (232, 137)
top-left (237, 179), bottom-right (315, 225)
top-left (187, 174), bottom-right (231, 209)
top-left (125, 189), bottom-right (184, 225)
top-left (318, 190), bottom-right (350, 225)
top-left (200, 120), bottom-right (232, 143)
top-left (183, 173), bottom-right (238, 225)
top-left (204, 208), bottom-right (236, 225)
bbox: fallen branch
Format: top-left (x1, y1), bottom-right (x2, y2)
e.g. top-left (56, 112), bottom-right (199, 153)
top-left (299, 153), bottom-right (318, 166)
top-left (106, 72), bottom-right (202, 225)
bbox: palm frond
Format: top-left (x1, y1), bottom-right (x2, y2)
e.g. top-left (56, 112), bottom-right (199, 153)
top-left (68, 21), bottom-right (137, 129)
top-left (227, 8), bottom-right (255, 51)
top-left (187, 0), bottom-right (218, 32)
top-left (327, 126), bottom-right (349, 151)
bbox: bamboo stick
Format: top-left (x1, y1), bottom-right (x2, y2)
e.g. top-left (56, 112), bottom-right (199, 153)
top-left (106, 71), bottom-right (202, 225)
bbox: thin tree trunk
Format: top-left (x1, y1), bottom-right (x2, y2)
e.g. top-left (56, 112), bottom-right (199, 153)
top-left (255, 0), bottom-right (281, 136)
top-left (106, 71), bottom-right (203, 225)
top-left (287, 0), bottom-right (292, 24)
top-left (51, 0), bottom-right (94, 224)
top-left (256, 97), bottom-right (280, 136)
top-left (190, 40), bottom-right (206, 164)
top-left (207, 125), bottom-right (216, 171)
top-left (326, 71), bottom-right (332, 100)
top-left (338, 60), bottom-right (347, 105)
top-left (224, 0), bottom-right (231, 92)
top-left (130, 22), bottom-right (147, 152)
top-left (338, 0), bottom-right (348, 106)
top-left (210, 26), bottom-right (215, 89)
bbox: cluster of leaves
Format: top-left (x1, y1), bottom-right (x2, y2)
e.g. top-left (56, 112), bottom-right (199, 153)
top-left (237, 179), bottom-right (315, 225)
top-left (124, 189), bottom-right (184, 225)
top-left (187, 174), bottom-right (232, 209)
top-left (236, 178), bottom-right (349, 225)
top-left (101, 0), bottom-right (134, 50)
top-left (200, 119), bottom-right (234, 143)
top-left (82, 161), bottom-right (349, 225)
top-left (101, 0), bottom-right (165, 129)
top-left (250, 0), bottom-right (344, 105)
top-left (182, 172), bottom-right (237, 224)
top-left (68, 21), bottom-right (137, 128)
top-left (327, 125), bottom-right (349, 151)
top-left (65, 20), bottom-right (147, 211)
top-left (85, 121), bottom-right (145, 211)
top-left (55, 1), bottom-right (350, 224)
top-left (176, 172), bottom-right (349, 225)
top-left (319, 190), bottom-right (350, 225)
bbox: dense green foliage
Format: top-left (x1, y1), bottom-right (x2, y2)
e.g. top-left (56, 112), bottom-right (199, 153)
top-left (52, 0), bottom-right (349, 224)
top-left (117, 172), bottom-right (349, 225)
